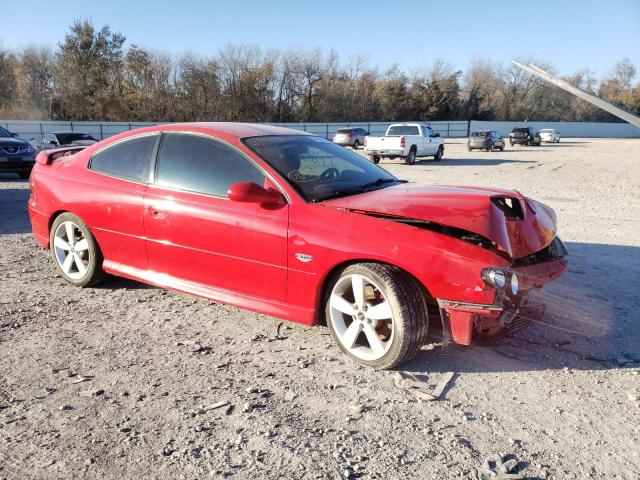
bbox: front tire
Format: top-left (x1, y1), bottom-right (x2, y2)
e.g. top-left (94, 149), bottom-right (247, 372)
top-left (50, 213), bottom-right (104, 287)
top-left (325, 263), bottom-right (429, 369)
top-left (370, 154), bottom-right (380, 164)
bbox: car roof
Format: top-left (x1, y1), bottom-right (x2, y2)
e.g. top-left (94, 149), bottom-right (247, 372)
top-left (161, 122), bottom-right (311, 138)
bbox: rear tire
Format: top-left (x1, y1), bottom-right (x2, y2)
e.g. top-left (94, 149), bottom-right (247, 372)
top-left (50, 213), bottom-right (105, 287)
top-left (370, 155), bottom-right (380, 164)
top-left (353, 140), bottom-right (359, 149)
top-left (434, 145), bottom-right (444, 161)
top-left (405, 148), bottom-right (417, 165)
top-left (500, 145), bottom-right (504, 151)
top-left (325, 263), bottom-right (430, 369)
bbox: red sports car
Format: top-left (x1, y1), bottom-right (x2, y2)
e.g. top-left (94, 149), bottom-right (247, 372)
top-left (28, 123), bottom-right (568, 369)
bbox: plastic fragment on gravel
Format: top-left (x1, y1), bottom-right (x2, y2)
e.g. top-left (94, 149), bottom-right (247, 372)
top-left (284, 389), bottom-right (297, 401)
top-left (394, 371), bottom-right (455, 401)
top-left (78, 389), bottom-right (104, 397)
top-left (474, 454), bottom-right (523, 479)
top-left (202, 401), bottom-right (230, 412)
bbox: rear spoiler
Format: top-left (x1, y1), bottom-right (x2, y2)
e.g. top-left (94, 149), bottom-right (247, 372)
top-left (35, 146), bottom-right (87, 165)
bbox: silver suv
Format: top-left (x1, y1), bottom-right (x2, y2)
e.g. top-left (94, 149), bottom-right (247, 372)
top-left (332, 128), bottom-right (369, 149)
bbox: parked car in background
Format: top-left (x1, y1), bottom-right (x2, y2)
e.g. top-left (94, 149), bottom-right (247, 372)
top-left (0, 125), bottom-right (37, 178)
top-left (468, 130), bottom-right (505, 151)
top-left (509, 127), bottom-right (541, 146)
top-left (33, 132), bottom-right (98, 151)
top-left (332, 128), bottom-right (368, 149)
top-left (28, 123), bottom-right (567, 369)
top-left (364, 123), bottom-right (444, 164)
top-left (539, 128), bottom-right (561, 143)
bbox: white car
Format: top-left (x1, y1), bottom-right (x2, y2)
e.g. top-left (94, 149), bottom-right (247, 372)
top-left (539, 128), bottom-right (561, 143)
top-left (363, 123), bottom-right (445, 164)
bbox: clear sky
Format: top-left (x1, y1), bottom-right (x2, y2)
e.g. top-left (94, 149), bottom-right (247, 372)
top-left (1, 0), bottom-right (639, 79)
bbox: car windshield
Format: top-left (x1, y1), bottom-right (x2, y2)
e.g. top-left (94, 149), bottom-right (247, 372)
top-left (540, 129), bottom-right (553, 133)
top-left (56, 133), bottom-right (96, 144)
top-left (513, 128), bottom-right (529, 133)
top-left (243, 135), bottom-right (404, 203)
top-left (0, 126), bottom-right (12, 137)
top-left (336, 129), bottom-right (353, 134)
top-left (386, 125), bottom-right (419, 136)
top-left (471, 131), bottom-right (489, 137)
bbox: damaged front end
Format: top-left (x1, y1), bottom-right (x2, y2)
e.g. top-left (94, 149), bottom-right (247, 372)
top-left (324, 184), bottom-right (569, 346)
top-left (437, 236), bottom-right (568, 345)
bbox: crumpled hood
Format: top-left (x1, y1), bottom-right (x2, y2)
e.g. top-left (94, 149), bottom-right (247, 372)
top-left (323, 184), bottom-right (558, 259)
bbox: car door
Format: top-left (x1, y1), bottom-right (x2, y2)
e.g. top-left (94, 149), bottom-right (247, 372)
top-left (423, 126), bottom-right (437, 155)
top-left (143, 132), bottom-right (289, 301)
top-left (82, 133), bottom-right (160, 271)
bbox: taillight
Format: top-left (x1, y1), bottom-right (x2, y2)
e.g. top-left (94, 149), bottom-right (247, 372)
top-left (400, 137), bottom-right (405, 148)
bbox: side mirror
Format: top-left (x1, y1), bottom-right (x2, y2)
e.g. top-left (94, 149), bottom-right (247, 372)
top-left (11, 133), bottom-right (19, 138)
top-left (228, 182), bottom-right (284, 206)
top-left (434, 133), bottom-right (440, 137)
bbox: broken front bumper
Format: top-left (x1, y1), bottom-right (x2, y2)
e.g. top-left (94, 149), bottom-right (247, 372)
top-left (437, 257), bottom-right (568, 345)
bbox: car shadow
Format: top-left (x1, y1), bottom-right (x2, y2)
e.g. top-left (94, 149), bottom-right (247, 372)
top-left (0, 185), bottom-right (31, 234)
top-left (403, 241), bottom-right (640, 374)
top-left (411, 158), bottom-right (537, 166)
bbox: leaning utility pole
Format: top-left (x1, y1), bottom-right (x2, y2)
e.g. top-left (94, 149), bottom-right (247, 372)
top-left (512, 61), bottom-right (640, 129)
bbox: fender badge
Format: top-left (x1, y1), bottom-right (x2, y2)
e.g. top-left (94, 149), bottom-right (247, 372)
top-left (295, 253), bottom-right (313, 263)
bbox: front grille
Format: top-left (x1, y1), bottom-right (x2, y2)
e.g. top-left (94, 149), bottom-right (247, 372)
top-left (512, 236), bottom-right (568, 267)
top-left (0, 145), bottom-right (31, 155)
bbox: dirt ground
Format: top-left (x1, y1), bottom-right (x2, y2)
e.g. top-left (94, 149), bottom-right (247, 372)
top-left (1, 137), bottom-right (639, 480)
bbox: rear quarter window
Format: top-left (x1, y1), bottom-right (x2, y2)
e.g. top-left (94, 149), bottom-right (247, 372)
top-left (89, 134), bottom-right (158, 183)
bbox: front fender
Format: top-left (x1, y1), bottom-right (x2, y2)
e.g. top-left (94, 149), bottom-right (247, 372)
top-left (286, 204), bottom-right (508, 323)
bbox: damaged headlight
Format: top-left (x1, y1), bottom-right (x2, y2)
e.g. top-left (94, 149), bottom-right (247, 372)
top-left (482, 268), bottom-right (506, 288)
top-left (481, 268), bottom-right (519, 295)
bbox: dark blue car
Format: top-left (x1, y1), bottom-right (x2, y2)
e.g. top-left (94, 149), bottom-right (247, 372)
top-left (0, 125), bottom-right (37, 179)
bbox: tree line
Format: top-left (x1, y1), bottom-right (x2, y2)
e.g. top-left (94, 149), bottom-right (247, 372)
top-left (1, 20), bottom-right (638, 123)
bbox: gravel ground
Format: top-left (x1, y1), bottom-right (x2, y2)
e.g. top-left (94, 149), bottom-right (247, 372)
top-left (1, 138), bottom-right (639, 480)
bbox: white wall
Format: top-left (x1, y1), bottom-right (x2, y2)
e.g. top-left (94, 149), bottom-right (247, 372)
top-left (470, 120), bottom-right (640, 138)
top-left (1, 119), bottom-right (638, 140)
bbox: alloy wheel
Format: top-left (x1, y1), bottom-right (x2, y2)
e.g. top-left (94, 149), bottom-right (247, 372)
top-left (328, 273), bottom-right (395, 361)
top-left (53, 220), bottom-right (90, 280)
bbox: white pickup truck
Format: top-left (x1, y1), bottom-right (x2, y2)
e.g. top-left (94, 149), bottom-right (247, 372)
top-left (363, 123), bottom-right (445, 164)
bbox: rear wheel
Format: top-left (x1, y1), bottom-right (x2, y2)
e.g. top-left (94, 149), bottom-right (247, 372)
top-left (434, 145), bottom-right (444, 161)
top-left (325, 263), bottom-right (429, 369)
top-left (405, 148), bottom-right (416, 165)
top-left (500, 145), bottom-right (504, 151)
top-left (353, 140), bottom-right (359, 149)
top-left (370, 154), bottom-right (380, 164)
top-left (50, 213), bottom-right (104, 287)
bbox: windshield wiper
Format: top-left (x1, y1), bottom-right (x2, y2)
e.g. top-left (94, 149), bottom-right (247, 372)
top-left (313, 178), bottom-right (407, 202)
top-left (360, 178), bottom-right (407, 189)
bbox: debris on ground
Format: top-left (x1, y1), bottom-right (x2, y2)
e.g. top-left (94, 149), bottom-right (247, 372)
top-left (393, 371), bottom-right (455, 401)
top-left (202, 401), bottom-right (230, 412)
top-left (474, 454), bottom-right (524, 479)
top-left (78, 389), bottom-right (104, 397)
